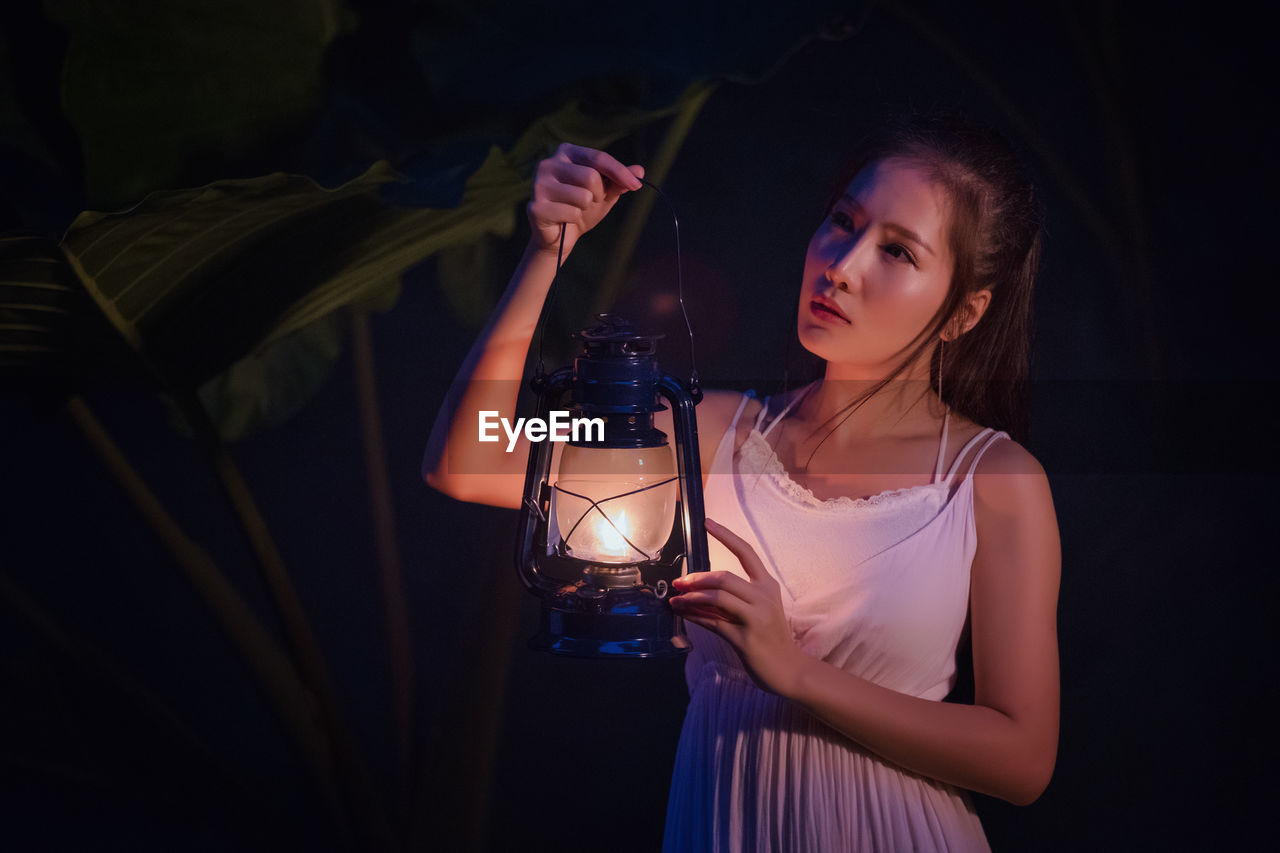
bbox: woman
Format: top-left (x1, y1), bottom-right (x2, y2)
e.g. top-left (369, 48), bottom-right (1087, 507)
top-left (424, 113), bottom-right (1060, 852)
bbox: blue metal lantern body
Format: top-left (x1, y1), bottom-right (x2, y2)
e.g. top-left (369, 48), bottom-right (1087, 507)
top-left (515, 317), bottom-right (710, 658)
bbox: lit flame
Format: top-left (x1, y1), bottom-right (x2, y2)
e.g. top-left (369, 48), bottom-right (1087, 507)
top-left (593, 509), bottom-right (632, 559)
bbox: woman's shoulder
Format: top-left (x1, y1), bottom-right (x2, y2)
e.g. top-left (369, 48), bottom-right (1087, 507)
top-left (943, 409), bottom-right (1049, 496)
top-left (671, 389), bottom-right (762, 480)
top-left (968, 430), bottom-right (1054, 522)
top-left (975, 436), bottom-right (1044, 476)
top-left (695, 388), bottom-right (764, 436)
top-left (968, 431), bottom-right (1060, 591)
top-left (942, 410), bottom-right (1039, 475)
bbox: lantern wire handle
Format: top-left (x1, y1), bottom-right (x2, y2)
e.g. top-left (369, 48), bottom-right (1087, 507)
top-left (639, 177), bottom-right (699, 391)
top-left (532, 179), bottom-right (699, 391)
top-left (533, 223), bottom-right (568, 386)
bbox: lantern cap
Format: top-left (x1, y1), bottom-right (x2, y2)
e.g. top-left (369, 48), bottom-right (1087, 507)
top-left (567, 314), bottom-right (667, 444)
top-left (574, 314), bottom-right (663, 356)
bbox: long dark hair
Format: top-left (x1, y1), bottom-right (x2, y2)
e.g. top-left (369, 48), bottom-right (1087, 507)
top-left (787, 111), bottom-right (1043, 448)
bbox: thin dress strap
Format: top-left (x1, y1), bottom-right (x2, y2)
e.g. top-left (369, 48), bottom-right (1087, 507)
top-left (752, 395), bottom-right (772, 432)
top-left (932, 409), bottom-right (950, 484)
top-left (728, 391), bottom-right (754, 432)
top-left (942, 428), bottom-right (1007, 487)
top-left (759, 384), bottom-right (815, 438)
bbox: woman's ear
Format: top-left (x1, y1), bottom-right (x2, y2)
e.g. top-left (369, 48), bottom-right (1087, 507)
top-left (943, 288), bottom-right (992, 340)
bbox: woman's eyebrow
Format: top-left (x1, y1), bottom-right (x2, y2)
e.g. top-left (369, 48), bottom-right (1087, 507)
top-left (839, 195), bottom-right (936, 256)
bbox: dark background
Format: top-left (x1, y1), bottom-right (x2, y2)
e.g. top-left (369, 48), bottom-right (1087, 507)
top-left (2, 1), bottom-right (1274, 850)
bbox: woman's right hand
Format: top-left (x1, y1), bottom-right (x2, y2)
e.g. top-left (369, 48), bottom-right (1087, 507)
top-left (424, 145), bottom-right (643, 508)
top-left (528, 143), bottom-right (645, 256)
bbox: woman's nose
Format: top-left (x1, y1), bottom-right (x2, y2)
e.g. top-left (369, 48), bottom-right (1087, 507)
top-left (826, 237), bottom-right (865, 292)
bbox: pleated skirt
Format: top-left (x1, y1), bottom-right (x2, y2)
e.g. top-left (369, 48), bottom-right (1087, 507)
top-left (662, 663), bottom-right (990, 853)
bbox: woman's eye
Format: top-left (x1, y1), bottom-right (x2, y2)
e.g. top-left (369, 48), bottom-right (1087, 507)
top-left (830, 211), bottom-right (855, 230)
top-left (881, 243), bottom-right (917, 266)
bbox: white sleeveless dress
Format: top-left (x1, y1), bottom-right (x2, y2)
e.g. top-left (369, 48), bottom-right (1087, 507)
top-left (663, 388), bottom-right (1008, 852)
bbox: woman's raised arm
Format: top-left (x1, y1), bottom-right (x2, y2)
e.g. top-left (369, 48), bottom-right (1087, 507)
top-left (422, 144), bottom-right (645, 508)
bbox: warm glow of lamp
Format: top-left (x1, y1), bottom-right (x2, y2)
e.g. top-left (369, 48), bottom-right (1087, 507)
top-left (594, 509), bottom-right (630, 559)
top-left (551, 445), bottom-right (678, 564)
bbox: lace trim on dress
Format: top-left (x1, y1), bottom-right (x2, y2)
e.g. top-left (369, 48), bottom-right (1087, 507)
top-left (739, 429), bottom-right (948, 514)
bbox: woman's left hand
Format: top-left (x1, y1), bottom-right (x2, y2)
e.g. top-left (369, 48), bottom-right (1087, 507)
top-left (669, 517), bottom-right (807, 696)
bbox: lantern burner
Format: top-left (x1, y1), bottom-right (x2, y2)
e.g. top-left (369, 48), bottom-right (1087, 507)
top-left (582, 565), bottom-right (644, 589)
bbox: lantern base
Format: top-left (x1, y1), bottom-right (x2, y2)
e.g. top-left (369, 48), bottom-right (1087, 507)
top-left (529, 582), bottom-right (690, 659)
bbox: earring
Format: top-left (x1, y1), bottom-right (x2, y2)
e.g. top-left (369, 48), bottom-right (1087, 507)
top-left (937, 338), bottom-right (945, 403)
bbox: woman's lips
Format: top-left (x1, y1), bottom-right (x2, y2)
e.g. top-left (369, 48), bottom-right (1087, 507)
top-left (810, 298), bottom-right (850, 324)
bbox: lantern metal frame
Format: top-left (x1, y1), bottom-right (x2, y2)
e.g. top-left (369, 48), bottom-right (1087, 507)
top-left (515, 316), bottom-right (709, 658)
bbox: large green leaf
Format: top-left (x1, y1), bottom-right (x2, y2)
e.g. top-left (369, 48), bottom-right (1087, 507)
top-left (188, 312), bottom-right (344, 441)
top-left (59, 151), bottom-right (518, 392)
top-left (46, 0), bottom-right (351, 209)
top-left (58, 91), bottom-right (698, 434)
top-left (0, 33), bottom-right (60, 179)
top-left (0, 232), bottom-right (128, 391)
top-left (0, 234), bottom-right (82, 380)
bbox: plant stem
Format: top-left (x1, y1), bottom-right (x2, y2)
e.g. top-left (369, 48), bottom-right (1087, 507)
top-left (351, 307), bottom-right (415, 813)
top-left (0, 568), bottom-right (295, 842)
top-left (62, 394), bottom-right (349, 839)
top-left (170, 388), bottom-right (399, 851)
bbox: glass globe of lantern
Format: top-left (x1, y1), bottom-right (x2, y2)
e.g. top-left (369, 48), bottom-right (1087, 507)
top-left (550, 443), bottom-right (678, 568)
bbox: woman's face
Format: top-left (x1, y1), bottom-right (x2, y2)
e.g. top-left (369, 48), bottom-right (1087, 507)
top-left (799, 158), bottom-right (956, 379)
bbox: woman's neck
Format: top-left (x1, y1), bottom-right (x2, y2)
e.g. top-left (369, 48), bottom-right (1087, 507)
top-left (797, 361), bottom-right (942, 442)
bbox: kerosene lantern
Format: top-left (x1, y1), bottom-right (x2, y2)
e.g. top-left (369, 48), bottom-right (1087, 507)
top-left (515, 315), bottom-right (709, 658)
